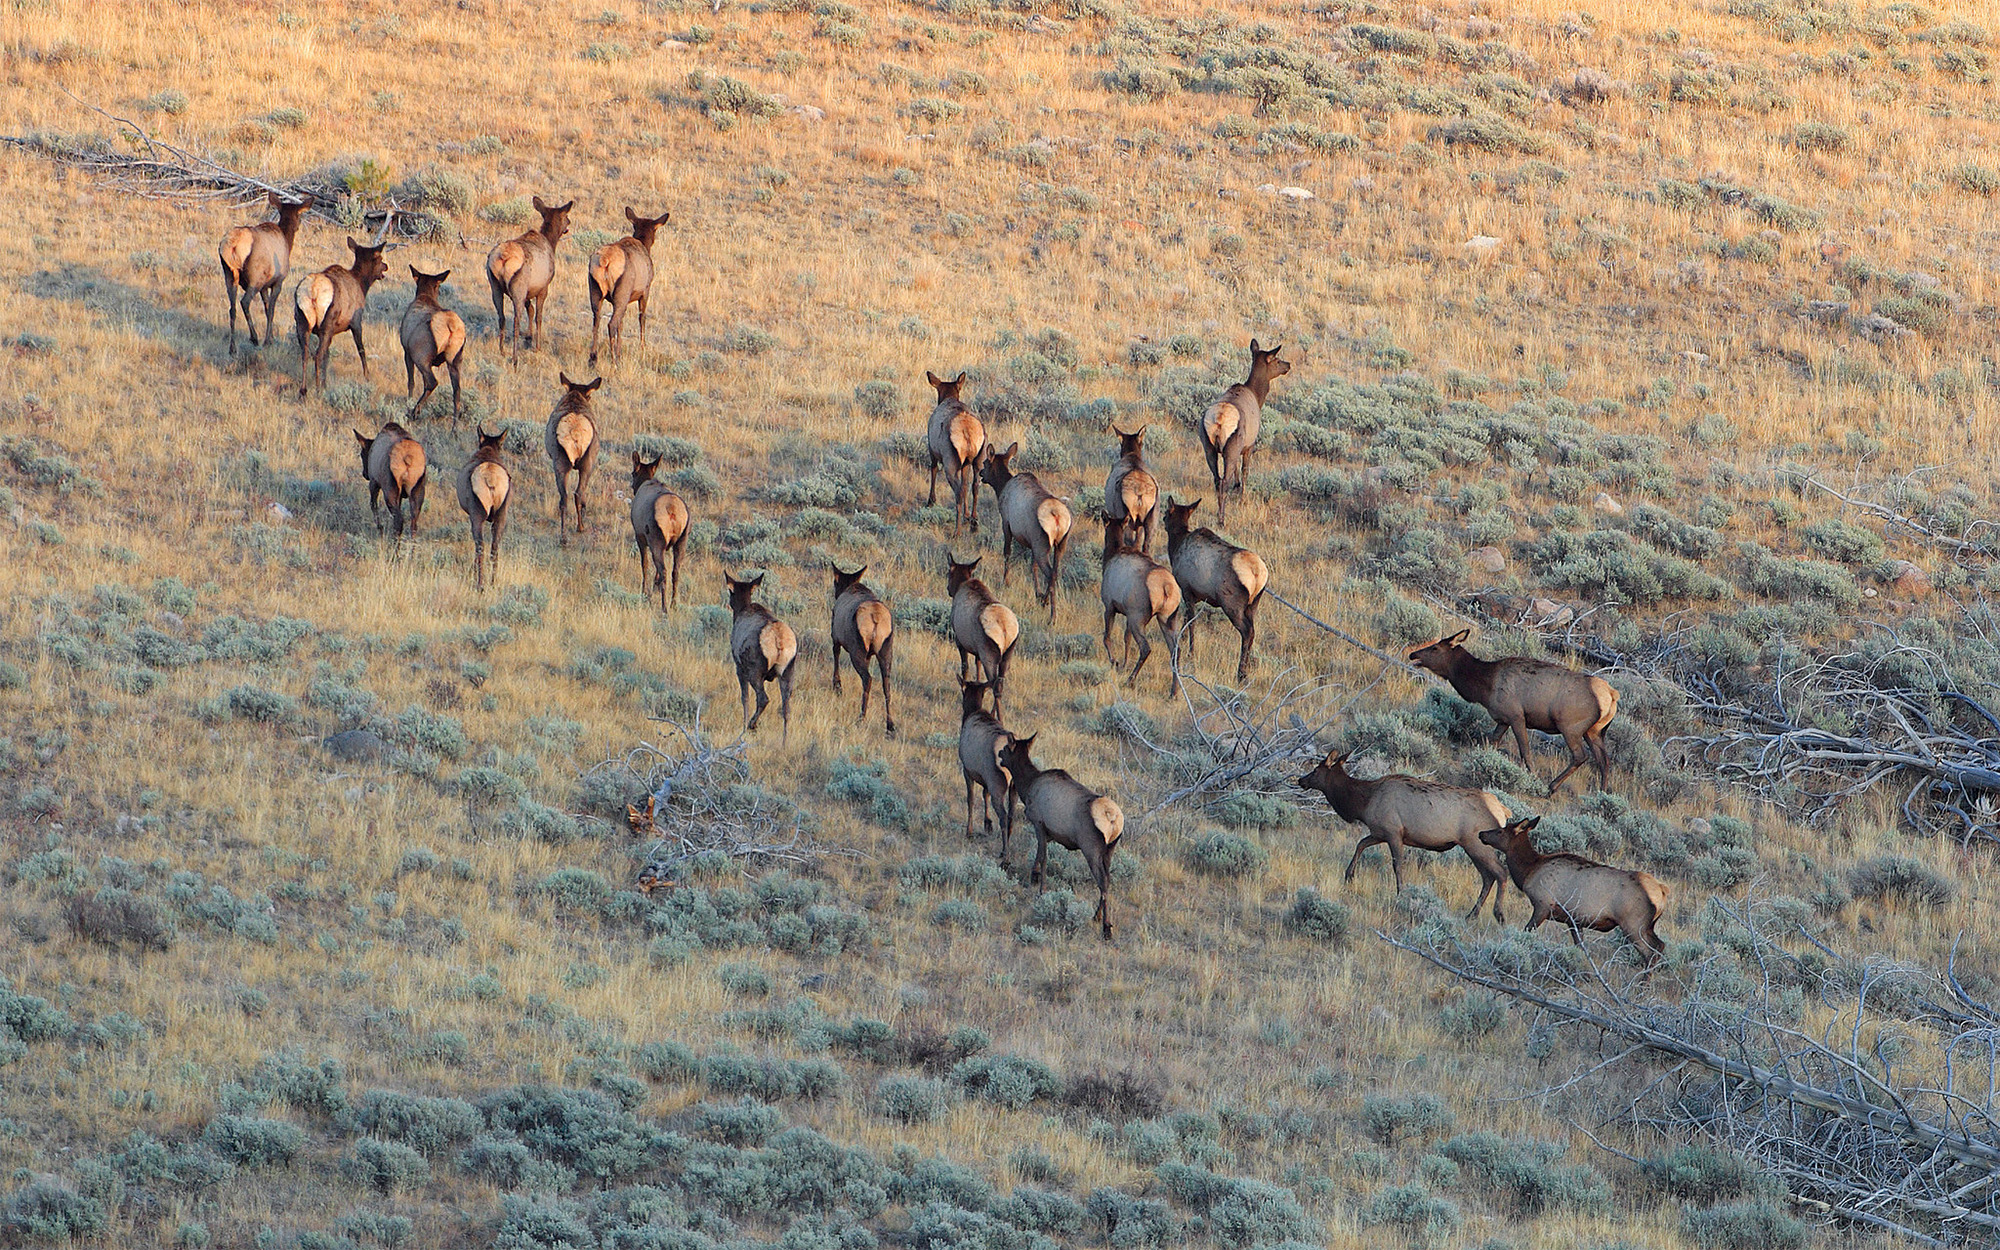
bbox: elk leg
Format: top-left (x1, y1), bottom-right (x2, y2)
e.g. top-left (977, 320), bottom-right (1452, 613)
top-left (261, 285), bottom-right (281, 350)
top-left (1547, 731), bottom-right (1588, 793)
top-left (469, 515), bottom-right (485, 591)
top-left (1102, 606), bottom-right (1118, 665)
top-left (489, 277), bottom-right (508, 351)
top-left (776, 660), bottom-right (794, 746)
top-left (411, 364), bottom-right (438, 422)
top-left (654, 540), bottom-right (670, 612)
top-left (669, 535), bottom-right (684, 607)
top-left (831, 639), bottom-right (844, 693)
top-left (741, 674), bottom-right (758, 730)
top-left (351, 319), bottom-right (369, 378)
top-left (404, 347), bottom-right (416, 399)
top-left (407, 476), bottom-right (425, 537)
top-left (222, 263), bottom-right (240, 353)
top-left (1589, 729), bottom-right (1611, 788)
top-left (878, 638), bottom-right (895, 734)
top-left (1000, 532), bottom-right (1012, 586)
top-left (574, 459), bottom-right (592, 535)
top-left (857, 659), bottom-right (873, 724)
top-left (369, 482), bottom-right (383, 535)
top-left (927, 457), bottom-right (940, 507)
top-left (447, 356), bottom-right (462, 427)
top-left (553, 467), bottom-right (569, 546)
top-left (636, 291), bottom-right (648, 349)
top-left (489, 509), bottom-right (505, 588)
top-left (1030, 827), bottom-right (1048, 887)
top-left (1160, 616), bottom-right (1182, 697)
top-left (1345, 832), bottom-right (1384, 882)
top-left (1386, 834), bottom-right (1407, 892)
top-left (385, 484), bottom-right (404, 541)
top-left (1508, 717), bottom-right (1535, 772)
top-left (1466, 844), bottom-right (1507, 923)
top-left (1234, 603), bottom-right (1256, 683)
top-left (1525, 900), bottom-right (1553, 932)
top-left (958, 645), bottom-right (970, 683)
top-left (606, 296), bottom-right (627, 365)
top-left (1095, 860), bottom-right (1113, 940)
top-left (965, 775), bottom-right (978, 839)
top-left (588, 280), bottom-right (604, 365)
top-left (1126, 627), bottom-right (1153, 687)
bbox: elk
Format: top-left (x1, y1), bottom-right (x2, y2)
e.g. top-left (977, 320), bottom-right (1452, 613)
top-left (979, 442), bottom-right (1073, 621)
top-left (1295, 748), bottom-right (1513, 921)
top-left (293, 233), bottom-right (390, 399)
top-left (726, 573), bottom-right (798, 743)
top-left (628, 452), bottom-right (690, 610)
top-left (1408, 629), bottom-right (1620, 793)
top-left (219, 191), bottom-right (309, 355)
top-left (829, 565), bottom-right (895, 734)
top-left (924, 370), bottom-right (985, 535)
top-left (486, 195), bottom-right (573, 355)
top-left (1163, 497), bottom-right (1268, 684)
top-left (1104, 423), bottom-right (1159, 554)
top-left (957, 679), bottom-right (1013, 860)
top-left (1479, 817), bottom-right (1669, 963)
top-left (354, 423), bottom-right (427, 540)
top-left (400, 267), bottom-right (467, 424)
top-left (1200, 339), bottom-right (1291, 525)
top-left (588, 206), bottom-right (671, 366)
top-left (947, 556), bottom-right (1019, 707)
top-left (1098, 514), bottom-right (1181, 695)
top-left (1000, 733), bottom-right (1124, 940)
top-left (544, 373), bottom-right (602, 545)
top-left (455, 427), bottom-right (510, 589)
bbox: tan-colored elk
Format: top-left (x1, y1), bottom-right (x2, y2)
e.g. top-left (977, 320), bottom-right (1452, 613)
top-left (486, 195), bottom-right (572, 355)
top-left (456, 427), bottom-right (510, 589)
top-left (544, 373), bottom-right (602, 544)
top-left (294, 232), bottom-right (390, 399)
top-left (979, 442), bottom-right (1072, 622)
top-left (1001, 733), bottom-right (1124, 940)
top-left (924, 370), bottom-right (985, 535)
top-left (1104, 424), bottom-right (1158, 553)
top-left (947, 556), bottom-right (1019, 708)
top-left (1479, 816), bottom-right (1669, 963)
top-left (628, 452), bottom-right (690, 610)
top-left (1408, 629), bottom-right (1620, 793)
top-left (219, 191), bottom-right (309, 355)
top-left (727, 572), bottom-right (798, 743)
top-left (354, 423), bottom-right (427, 540)
top-left (1098, 514), bottom-right (1181, 695)
top-left (830, 565), bottom-right (896, 734)
top-left (400, 267), bottom-right (466, 423)
top-left (1295, 748), bottom-right (1513, 921)
top-left (1200, 339), bottom-right (1290, 525)
top-left (588, 206), bottom-right (670, 366)
top-left (1162, 497), bottom-right (1267, 684)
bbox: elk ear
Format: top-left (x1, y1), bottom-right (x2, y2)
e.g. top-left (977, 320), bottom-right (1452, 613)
top-left (953, 371), bottom-right (967, 384)
top-left (1325, 747), bottom-right (1349, 765)
top-left (1249, 337), bottom-right (1262, 353)
top-left (532, 195), bottom-right (548, 211)
top-left (558, 371), bottom-right (575, 388)
top-left (557, 199), bottom-right (575, 213)
top-left (631, 450), bottom-right (643, 467)
top-left (266, 190), bottom-right (282, 208)
top-left (435, 269), bottom-right (450, 283)
top-left (926, 370), bottom-right (942, 386)
top-left (346, 235), bottom-right (362, 251)
top-left (409, 265), bottom-right (421, 279)
top-left (354, 429), bottom-right (370, 445)
top-left (1446, 629), bottom-right (1471, 646)
top-left (655, 209), bottom-right (672, 225)
top-left (585, 376), bottom-right (603, 393)
top-left (1003, 441), bottom-right (1020, 457)
top-left (625, 206), bottom-right (640, 225)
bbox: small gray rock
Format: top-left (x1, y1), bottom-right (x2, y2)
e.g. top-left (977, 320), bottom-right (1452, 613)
top-left (323, 730), bottom-right (388, 763)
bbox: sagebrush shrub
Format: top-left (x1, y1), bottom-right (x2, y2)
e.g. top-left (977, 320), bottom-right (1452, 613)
top-left (875, 1076), bottom-right (955, 1124)
top-left (1283, 889), bottom-right (1349, 943)
top-left (203, 1116), bottom-right (305, 1168)
top-left (1185, 830), bottom-right (1267, 877)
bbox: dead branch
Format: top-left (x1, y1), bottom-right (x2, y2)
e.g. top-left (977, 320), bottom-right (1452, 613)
top-left (1780, 467), bottom-right (1998, 564)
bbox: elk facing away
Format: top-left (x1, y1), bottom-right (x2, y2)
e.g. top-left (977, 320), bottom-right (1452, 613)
top-left (958, 679), bottom-right (1013, 860)
top-left (1163, 497), bottom-right (1267, 684)
top-left (1295, 748), bottom-right (1512, 921)
top-left (1479, 817), bottom-right (1669, 963)
top-left (947, 556), bottom-right (1019, 708)
top-left (588, 206), bottom-right (670, 366)
top-left (219, 191), bottom-right (309, 355)
top-left (1001, 733), bottom-right (1124, 940)
top-left (486, 195), bottom-right (572, 355)
top-left (979, 442), bottom-right (1073, 622)
top-left (1200, 339), bottom-right (1290, 525)
top-left (1099, 514), bottom-right (1181, 695)
top-left (400, 267), bottom-right (467, 423)
top-left (924, 370), bottom-right (985, 535)
top-left (1408, 629), bottom-right (1619, 793)
top-left (1104, 424), bottom-right (1159, 553)
top-left (544, 373), bottom-right (602, 545)
top-left (354, 424), bottom-right (427, 540)
top-left (628, 452), bottom-right (690, 610)
top-left (456, 427), bottom-right (510, 589)
top-left (830, 565), bottom-right (896, 734)
top-left (294, 234), bottom-right (389, 399)
top-left (727, 573), bottom-right (798, 743)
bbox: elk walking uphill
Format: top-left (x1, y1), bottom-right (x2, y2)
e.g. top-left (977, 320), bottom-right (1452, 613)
top-left (1408, 630), bottom-right (1619, 793)
top-left (544, 373), bottom-right (602, 545)
top-left (456, 427), bottom-right (511, 590)
top-left (727, 573), bottom-right (798, 743)
top-left (628, 452), bottom-right (691, 611)
top-left (1001, 734), bottom-right (1123, 940)
top-left (957, 679), bottom-right (1014, 860)
top-left (947, 556), bottom-right (1019, 708)
top-left (1479, 817), bottom-right (1668, 963)
top-left (293, 234), bottom-right (389, 399)
top-left (1104, 424), bottom-right (1159, 554)
top-left (588, 206), bottom-right (670, 366)
top-left (400, 268), bottom-right (467, 424)
top-left (924, 371), bottom-right (985, 535)
top-left (355, 423), bottom-right (427, 541)
top-left (1163, 497), bottom-right (1267, 684)
top-left (486, 195), bottom-right (573, 356)
top-left (218, 191), bottom-right (308, 355)
top-left (979, 442), bottom-right (1072, 622)
top-left (829, 565), bottom-right (896, 734)
top-left (1295, 749), bottom-right (1513, 921)
top-left (1098, 514), bottom-right (1182, 695)
top-left (1200, 340), bottom-right (1290, 526)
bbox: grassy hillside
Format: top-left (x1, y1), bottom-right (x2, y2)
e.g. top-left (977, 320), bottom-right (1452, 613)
top-left (0, 0), bottom-right (1997, 1247)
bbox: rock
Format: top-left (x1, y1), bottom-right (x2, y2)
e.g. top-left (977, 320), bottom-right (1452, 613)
top-left (1886, 560), bottom-right (1932, 597)
top-left (322, 730), bottom-right (388, 763)
top-left (1863, 586), bottom-right (1879, 598)
top-left (1469, 546), bottom-right (1507, 574)
top-left (1678, 350), bottom-right (1708, 365)
top-left (1527, 598), bottom-right (1576, 627)
top-left (1592, 491), bottom-right (1624, 515)
top-left (267, 501), bottom-right (293, 521)
top-left (1278, 186), bottom-right (1315, 200)
top-left (1350, 175), bottom-right (1376, 194)
top-left (659, 38), bottom-right (688, 49)
top-left (1463, 235), bottom-right (1501, 252)
top-left (787, 104), bottom-right (824, 122)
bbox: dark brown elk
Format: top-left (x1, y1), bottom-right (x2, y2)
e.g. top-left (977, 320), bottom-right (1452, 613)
top-left (294, 235), bottom-right (390, 399)
top-left (1162, 497), bottom-right (1268, 684)
top-left (924, 370), bottom-right (985, 535)
top-left (979, 442), bottom-right (1073, 621)
top-left (1098, 514), bottom-right (1181, 695)
top-left (400, 267), bottom-right (467, 424)
top-left (628, 452), bottom-right (690, 610)
top-left (726, 573), bottom-right (798, 743)
top-left (947, 556), bottom-right (1019, 707)
top-left (1104, 424), bottom-right (1159, 554)
top-left (830, 565), bottom-right (895, 734)
top-left (1479, 816), bottom-right (1669, 963)
top-left (1408, 629), bottom-right (1620, 793)
top-left (456, 427), bottom-right (511, 589)
top-left (1200, 339), bottom-right (1290, 525)
top-left (958, 679), bottom-right (1013, 859)
top-left (219, 191), bottom-right (309, 355)
top-left (1000, 733), bottom-right (1124, 940)
top-left (1295, 748), bottom-right (1513, 921)
top-left (486, 195), bottom-right (572, 355)
top-left (354, 423), bottom-right (427, 540)
top-left (588, 206), bottom-right (671, 366)
top-left (544, 373), bottom-right (602, 545)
